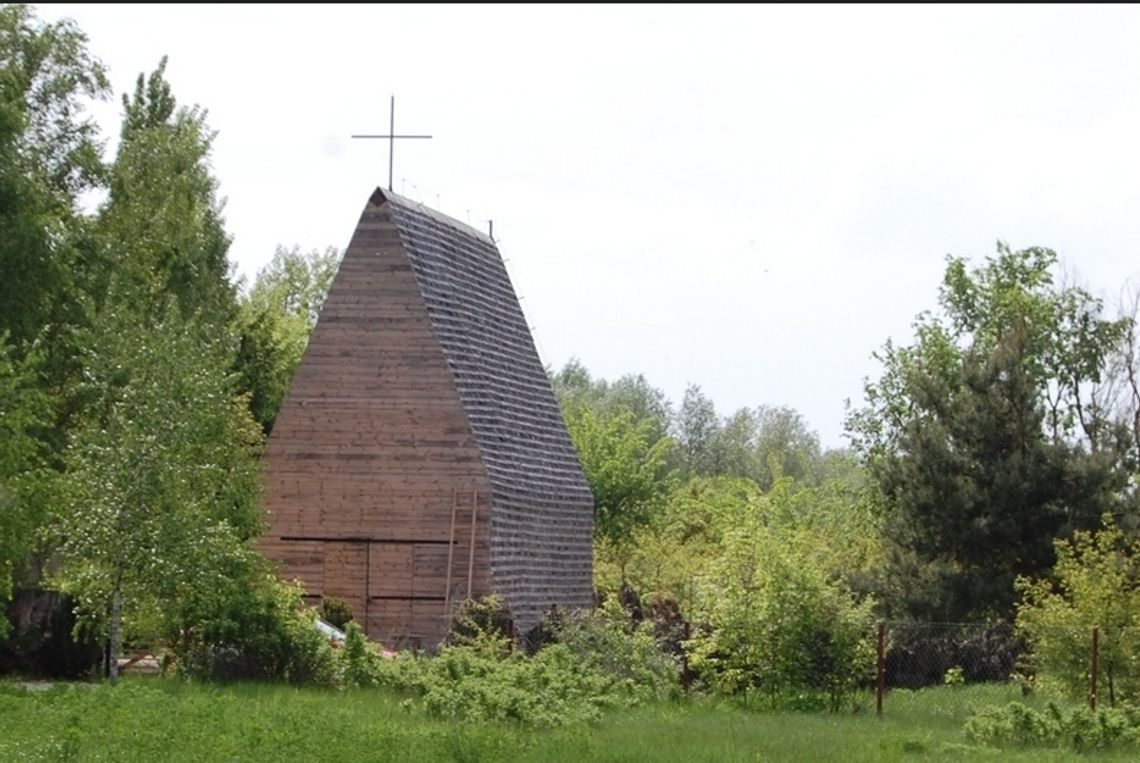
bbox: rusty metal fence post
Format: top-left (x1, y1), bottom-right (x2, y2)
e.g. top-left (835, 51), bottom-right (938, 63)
top-left (876, 621), bottom-right (886, 716)
top-left (1090, 626), bottom-right (1099, 711)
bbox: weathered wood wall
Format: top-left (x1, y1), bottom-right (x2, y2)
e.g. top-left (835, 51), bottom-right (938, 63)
top-left (259, 199), bottom-right (493, 647)
top-left (260, 189), bottom-right (594, 647)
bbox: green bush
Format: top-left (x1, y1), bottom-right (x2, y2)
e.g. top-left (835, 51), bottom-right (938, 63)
top-left (685, 521), bottom-right (874, 711)
top-left (542, 596), bottom-right (682, 703)
top-left (965, 701), bottom-right (1140, 750)
top-left (337, 620), bottom-right (384, 688)
top-left (1016, 518), bottom-right (1140, 705)
top-left (175, 574), bottom-right (335, 684)
top-left (320, 596), bottom-right (354, 631)
top-left (446, 594), bottom-right (514, 651)
top-left (341, 596), bottom-right (679, 726)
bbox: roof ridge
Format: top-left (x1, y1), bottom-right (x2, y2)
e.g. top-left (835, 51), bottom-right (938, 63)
top-left (370, 187), bottom-right (495, 246)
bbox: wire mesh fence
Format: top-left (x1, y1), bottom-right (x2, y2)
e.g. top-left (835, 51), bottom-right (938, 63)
top-left (873, 621), bottom-right (1134, 716)
top-left (873, 621), bottom-right (1025, 717)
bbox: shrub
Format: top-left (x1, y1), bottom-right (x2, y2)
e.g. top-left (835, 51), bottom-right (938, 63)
top-left (337, 621), bottom-right (385, 688)
top-left (685, 522), bottom-right (874, 711)
top-left (1016, 518), bottom-right (1140, 705)
top-left (174, 574), bottom-right (334, 684)
top-left (541, 596), bottom-right (681, 703)
top-left (964, 701), bottom-right (1140, 750)
top-left (446, 594), bottom-right (514, 651)
top-left (320, 597), bottom-right (354, 631)
top-left (369, 639), bottom-right (617, 726)
top-left (352, 596), bottom-right (679, 726)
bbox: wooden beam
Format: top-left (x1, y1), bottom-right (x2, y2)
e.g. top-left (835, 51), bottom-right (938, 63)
top-left (443, 487), bottom-right (458, 618)
top-left (467, 489), bottom-right (478, 597)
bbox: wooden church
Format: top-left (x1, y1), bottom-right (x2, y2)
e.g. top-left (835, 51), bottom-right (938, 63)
top-left (258, 188), bottom-right (595, 649)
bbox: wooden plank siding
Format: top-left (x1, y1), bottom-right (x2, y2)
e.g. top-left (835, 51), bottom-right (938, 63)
top-left (258, 198), bottom-right (493, 647)
top-left (259, 189), bottom-right (594, 650)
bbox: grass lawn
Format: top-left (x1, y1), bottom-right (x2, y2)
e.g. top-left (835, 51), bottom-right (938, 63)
top-left (0, 678), bottom-right (1128, 762)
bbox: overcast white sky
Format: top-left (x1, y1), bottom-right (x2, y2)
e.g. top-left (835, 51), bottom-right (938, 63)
top-left (37, 4), bottom-right (1140, 447)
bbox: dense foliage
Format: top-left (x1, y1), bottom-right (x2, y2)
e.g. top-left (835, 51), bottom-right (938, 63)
top-left (965, 701), bottom-right (1140, 751)
top-left (4, 9), bottom-right (1140, 752)
top-left (846, 244), bottom-right (1138, 621)
top-left (1016, 518), bottom-right (1140, 705)
top-left (336, 596), bottom-right (679, 726)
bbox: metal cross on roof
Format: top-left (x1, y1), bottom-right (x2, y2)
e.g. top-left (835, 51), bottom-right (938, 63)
top-left (352, 95), bottom-right (432, 192)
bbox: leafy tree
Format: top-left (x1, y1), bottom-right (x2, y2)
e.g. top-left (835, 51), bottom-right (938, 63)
top-left (1098, 283), bottom-right (1140, 499)
top-left (764, 462), bottom-right (883, 586)
top-left (675, 384), bottom-right (721, 476)
top-left (0, 4), bottom-right (108, 350)
top-left (551, 360), bottom-right (678, 555)
top-left (551, 359), bottom-right (673, 444)
top-left (549, 358), bottom-right (594, 403)
top-left (53, 307), bottom-right (262, 682)
top-left (1017, 517), bottom-right (1140, 705)
top-left (240, 245), bottom-right (339, 331)
top-left (0, 4), bottom-right (112, 464)
top-left (753, 405), bottom-right (824, 489)
top-left (685, 403), bottom-right (827, 487)
top-left (594, 467), bottom-right (882, 630)
top-left (848, 243), bottom-right (1131, 621)
top-left (0, 1), bottom-right (112, 611)
top-left (602, 373), bottom-right (673, 444)
top-left (234, 245), bottom-right (339, 432)
top-left (0, 334), bottom-right (52, 633)
top-left (595, 476), bottom-right (762, 613)
top-left (851, 244), bottom-right (1131, 461)
top-left (940, 249), bottom-right (1128, 449)
top-left (706, 407), bottom-right (761, 481)
top-left (94, 56), bottom-right (236, 323)
top-left (686, 516), bottom-right (875, 710)
top-left (562, 404), bottom-right (674, 550)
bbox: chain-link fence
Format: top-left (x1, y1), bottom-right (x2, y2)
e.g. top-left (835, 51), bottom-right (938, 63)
top-left (874, 621), bottom-right (1133, 717)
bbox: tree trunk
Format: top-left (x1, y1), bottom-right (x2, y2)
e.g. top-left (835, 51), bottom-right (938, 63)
top-left (108, 581), bottom-right (122, 685)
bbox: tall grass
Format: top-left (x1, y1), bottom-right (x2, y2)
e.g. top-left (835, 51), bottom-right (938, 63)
top-left (0, 678), bottom-right (1132, 762)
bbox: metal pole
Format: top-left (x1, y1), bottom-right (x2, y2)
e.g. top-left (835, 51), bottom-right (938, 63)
top-left (388, 95), bottom-right (395, 191)
top-left (876, 622), bottom-right (886, 716)
top-left (682, 620), bottom-right (692, 693)
top-left (1091, 627), bottom-right (1099, 711)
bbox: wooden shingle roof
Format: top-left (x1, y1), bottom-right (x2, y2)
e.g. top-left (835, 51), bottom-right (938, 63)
top-left (375, 189), bottom-right (594, 628)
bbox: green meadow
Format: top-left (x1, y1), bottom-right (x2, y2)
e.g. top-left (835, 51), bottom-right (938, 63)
top-left (1, 679), bottom-right (1129, 763)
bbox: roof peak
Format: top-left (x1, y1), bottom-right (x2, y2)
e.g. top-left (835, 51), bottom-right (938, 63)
top-left (369, 187), bottom-right (495, 246)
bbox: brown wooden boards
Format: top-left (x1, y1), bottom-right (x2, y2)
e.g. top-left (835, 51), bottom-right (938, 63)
top-left (258, 188), bottom-right (593, 649)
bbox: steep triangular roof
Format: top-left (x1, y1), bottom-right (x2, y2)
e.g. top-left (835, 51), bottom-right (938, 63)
top-left (261, 189), bottom-right (594, 640)
top-left (377, 188), bottom-right (594, 628)
top-left (378, 188), bottom-right (591, 504)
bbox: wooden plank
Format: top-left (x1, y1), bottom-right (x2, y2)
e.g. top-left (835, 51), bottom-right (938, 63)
top-left (366, 599), bottom-right (411, 644)
top-left (467, 489), bottom-right (478, 595)
top-left (413, 543), bottom-right (451, 598)
top-left (368, 542), bottom-right (412, 597)
top-left (258, 539), bottom-right (323, 596)
top-left (443, 488), bottom-right (457, 617)
top-left (412, 600), bottom-right (449, 646)
top-left (322, 542), bottom-right (367, 623)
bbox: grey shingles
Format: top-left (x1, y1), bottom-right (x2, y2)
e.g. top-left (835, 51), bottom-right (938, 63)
top-left (381, 190), bottom-right (595, 631)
